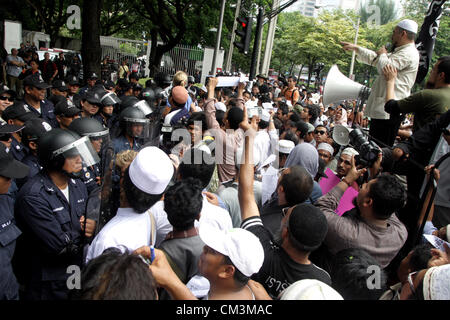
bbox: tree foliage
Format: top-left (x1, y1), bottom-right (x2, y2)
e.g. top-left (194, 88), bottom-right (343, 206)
top-left (360, 0), bottom-right (399, 25)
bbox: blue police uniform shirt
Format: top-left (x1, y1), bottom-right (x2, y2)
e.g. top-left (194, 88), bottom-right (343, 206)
top-left (24, 100), bottom-right (59, 129)
top-left (16, 154), bottom-right (42, 190)
top-left (14, 172), bottom-right (88, 291)
top-left (0, 193), bottom-right (21, 300)
top-left (112, 134), bottom-right (142, 154)
top-left (94, 113), bottom-right (117, 129)
top-left (10, 137), bottom-right (28, 162)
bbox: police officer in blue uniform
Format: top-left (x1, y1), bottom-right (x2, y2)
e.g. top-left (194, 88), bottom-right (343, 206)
top-left (78, 72), bottom-right (99, 96)
top-left (112, 106), bottom-right (149, 154)
top-left (94, 90), bottom-right (120, 129)
top-left (0, 143), bottom-right (29, 300)
top-left (15, 118), bottom-right (53, 189)
top-left (14, 129), bottom-right (99, 300)
top-left (1, 102), bottom-right (39, 161)
top-left (22, 73), bottom-right (58, 128)
top-left (68, 118), bottom-right (110, 194)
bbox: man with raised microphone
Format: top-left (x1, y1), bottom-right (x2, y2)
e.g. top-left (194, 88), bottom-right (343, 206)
top-left (341, 19), bottom-right (420, 147)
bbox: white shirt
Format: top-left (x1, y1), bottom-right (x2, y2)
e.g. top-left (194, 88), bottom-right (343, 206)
top-left (356, 43), bottom-right (419, 120)
top-left (254, 130), bottom-right (272, 170)
top-left (85, 204), bottom-right (171, 263)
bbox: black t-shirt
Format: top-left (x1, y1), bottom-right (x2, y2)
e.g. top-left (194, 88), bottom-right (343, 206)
top-left (241, 216), bottom-right (332, 299)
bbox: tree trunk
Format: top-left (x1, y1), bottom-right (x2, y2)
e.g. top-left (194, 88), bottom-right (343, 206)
top-left (81, 0), bottom-right (103, 83)
top-left (297, 64), bottom-right (303, 82)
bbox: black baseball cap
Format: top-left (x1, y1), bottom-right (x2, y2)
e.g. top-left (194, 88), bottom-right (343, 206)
top-left (23, 73), bottom-right (51, 89)
top-left (104, 80), bottom-right (115, 90)
top-left (22, 118), bottom-right (53, 143)
top-left (67, 75), bottom-right (80, 86)
top-left (55, 100), bottom-right (81, 117)
top-left (0, 122), bottom-right (24, 134)
top-left (52, 79), bottom-right (68, 92)
top-left (0, 143), bottom-right (30, 179)
top-left (0, 84), bottom-right (16, 97)
top-left (83, 90), bottom-right (102, 105)
top-left (87, 72), bottom-right (99, 80)
top-left (2, 102), bottom-right (39, 122)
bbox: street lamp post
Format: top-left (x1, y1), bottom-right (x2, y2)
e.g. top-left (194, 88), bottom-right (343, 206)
top-left (225, 0), bottom-right (242, 72)
top-left (349, 17), bottom-right (360, 80)
top-left (211, 0), bottom-right (227, 75)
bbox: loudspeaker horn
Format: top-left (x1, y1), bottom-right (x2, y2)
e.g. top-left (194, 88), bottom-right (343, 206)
top-left (332, 124), bottom-right (353, 146)
top-left (323, 65), bottom-right (370, 106)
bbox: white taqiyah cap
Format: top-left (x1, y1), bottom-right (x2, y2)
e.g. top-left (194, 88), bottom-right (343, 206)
top-left (215, 102), bottom-right (226, 112)
top-left (397, 19), bottom-right (418, 34)
top-left (129, 146), bottom-right (174, 194)
top-left (279, 280), bottom-right (344, 300)
top-left (341, 147), bottom-right (359, 158)
top-left (199, 219), bottom-right (264, 277)
top-left (278, 140), bottom-right (295, 154)
top-left (260, 109), bottom-right (271, 122)
top-left (317, 143), bottom-right (334, 155)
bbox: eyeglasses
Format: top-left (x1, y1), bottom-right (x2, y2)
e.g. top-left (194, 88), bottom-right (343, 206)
top-left (0, 96), bottom-right (13, 102)
top-left (407, 271), bottom-right (418, 295)
top-left (314, 130), bottom-right (326, 135)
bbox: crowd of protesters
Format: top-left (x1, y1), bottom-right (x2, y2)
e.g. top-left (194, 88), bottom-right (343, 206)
top-left (0, 29), bottom-right (449, 301)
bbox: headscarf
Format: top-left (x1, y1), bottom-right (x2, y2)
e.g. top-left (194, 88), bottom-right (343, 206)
top-left (334, 107), bottom-right (348, 125)
top-left (284, 142), bottom-right (319, 178)
top-left (423, 264), bottom-right (450, 300)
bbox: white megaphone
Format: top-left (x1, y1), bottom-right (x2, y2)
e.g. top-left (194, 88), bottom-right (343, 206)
top-left (332, 124), bottom-right (353, 146)
top-left (323, 65), bottom-right (371, 106)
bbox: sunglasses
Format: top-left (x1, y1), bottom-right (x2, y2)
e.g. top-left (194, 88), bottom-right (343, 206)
top-left (314, 130), bottom-right (326, 135)
top-left (0, 96), bottom-right (13, 102)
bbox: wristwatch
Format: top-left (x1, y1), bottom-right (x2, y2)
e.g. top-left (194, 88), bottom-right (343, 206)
top-left (341, 177), bottom-right (352, 187)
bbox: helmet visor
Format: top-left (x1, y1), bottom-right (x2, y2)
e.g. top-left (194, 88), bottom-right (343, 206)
top-left (52, 136), bottom-right (101, 167)
top-left (101, 92), bottom-right (121, 106)
top-left (85, 128), bottom-right (110, 154)
top-left (134, 100), bottom-right (153, 116)
top-left (124, 119), bottom-right (151, 139)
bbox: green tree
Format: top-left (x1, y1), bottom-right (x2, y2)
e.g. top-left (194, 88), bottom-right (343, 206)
top-left (360, 0), bottom-right (399, 26)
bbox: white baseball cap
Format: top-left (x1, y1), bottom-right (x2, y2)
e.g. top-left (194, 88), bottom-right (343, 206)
top-left (129, 146), bottom-right (174, 194)
top-left (397, 19), bottom-right (418, 34)
top-left (199, 220), bottom-right (265, 277)
top-left (278, 140), bottom-right (295, 154)
top-left (317, 143), bottom-right (334, 155)
top-left (279, 279), bottom-right (343, 300)
top-left (215, 102), bottom-right (227, 112)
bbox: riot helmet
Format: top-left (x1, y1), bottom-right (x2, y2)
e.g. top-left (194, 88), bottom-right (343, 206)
top-left (119, 95), bottom-right (152, 117)
top-left (140, 87), bottom-right (156, 106)
top-left (154, 72), bottom-right (172, 88)
top-left (187, 76), bottom-right (195, 84)
top-left (119, 106), bottom-right (150, 139)
top-left (38, 128), bottom-right (100, 178)
top-left (68, 118), bottom-right (110, 154)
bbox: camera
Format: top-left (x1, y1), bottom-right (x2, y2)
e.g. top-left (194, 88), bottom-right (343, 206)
top-left (348, 128), bottom-right (381, 167)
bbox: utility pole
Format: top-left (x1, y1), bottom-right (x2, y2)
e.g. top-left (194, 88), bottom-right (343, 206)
top-left (225, 0), bottom-right (242, 72)
top-left (211, 0), bottom-right (226, 75)
top-left (249, 7), bottom-right (264, 81)
top-left (261, 0), bottom-right (280, 76)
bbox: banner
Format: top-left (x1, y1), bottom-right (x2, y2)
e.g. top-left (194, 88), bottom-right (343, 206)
top-left (415, 0), bottom-right (447, 84)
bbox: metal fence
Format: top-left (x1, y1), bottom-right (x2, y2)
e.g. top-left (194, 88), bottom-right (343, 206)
top-left (100, 36), bottom-right (204, 79)
top-left (159, 44), bottom-right (204, 78)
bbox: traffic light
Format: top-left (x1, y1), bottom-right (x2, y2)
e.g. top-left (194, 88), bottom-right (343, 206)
top-left (234, 16), bottom-right (253, 55)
